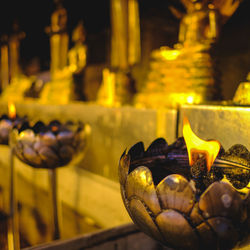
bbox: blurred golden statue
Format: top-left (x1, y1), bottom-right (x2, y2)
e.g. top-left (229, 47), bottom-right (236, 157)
top-left (233, 72), bottom-right (250, 105)
top-left (40, 1), bottom-right (88, 104)
top-left (97, 0), bottom-right (140, 106)
top-left (134, 0), bottom-right (242, 109)
top-left (0, 21), bottom-right (31, 102)
top-left (45, 0), bottom-right (68, 80)
top-left (178, 2), bottom-right (219, 45)
top-left (68, 21), bottom-right (87, 74)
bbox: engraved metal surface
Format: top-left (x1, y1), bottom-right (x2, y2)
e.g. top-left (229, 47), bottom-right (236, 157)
top-left (119, 138), bottom-right (250, 250)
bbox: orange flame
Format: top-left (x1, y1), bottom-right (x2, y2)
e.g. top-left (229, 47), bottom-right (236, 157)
top-left (8, 102), bottom-right (16, 119)
top-left (183, 116), bottom-right (220, 172)
top-left (51, 126), bottom-right (59, 132)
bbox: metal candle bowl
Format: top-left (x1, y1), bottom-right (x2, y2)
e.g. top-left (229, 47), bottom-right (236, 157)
top-left (119, 138), bottom-right (250, 250)
top-left (0, 115), bottom-right (27, 145)
top-left (11, 120), bottom-right (90, 169)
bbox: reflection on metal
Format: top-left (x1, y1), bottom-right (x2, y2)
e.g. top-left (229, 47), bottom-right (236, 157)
top-left (135, 0), bottom-right (242, 109)
top-left (233, 73), bottom-right (250, 105)
top-left (119, 137), bottom-right (250, 249)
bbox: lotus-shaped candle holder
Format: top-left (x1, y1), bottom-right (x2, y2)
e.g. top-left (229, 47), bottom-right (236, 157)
top-left (10, 119), bottom-right (91, 240)
top-left (11, 120), bottom-right (90, 169)
top-left (0, 114), bottom-right (27, 145)
top-left (119, 138), bottom-right (250, 250)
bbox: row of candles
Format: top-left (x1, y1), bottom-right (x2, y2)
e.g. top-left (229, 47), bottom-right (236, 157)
top-left (0, 102), bottom-right (89, 249)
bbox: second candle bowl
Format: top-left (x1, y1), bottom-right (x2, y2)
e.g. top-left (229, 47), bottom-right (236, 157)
top-left (11, 120), bottom-right (90, 169)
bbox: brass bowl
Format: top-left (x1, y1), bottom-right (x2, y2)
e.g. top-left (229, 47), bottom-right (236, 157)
top-left (11, 120), bottom-right (90, 169)
top-left (119, 138), bottom-right (250, 250)
top-left (0, 115), bottom-right (27, 145)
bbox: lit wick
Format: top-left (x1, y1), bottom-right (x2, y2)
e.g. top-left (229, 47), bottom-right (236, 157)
top-left (0, 102), bottom-right (18, 145)
top-left (8, 102), bottom-right (16, 120)
top-left (183, 116), bottom-right (222, 193)
top-left (183, 116), bottom-right (220, 172)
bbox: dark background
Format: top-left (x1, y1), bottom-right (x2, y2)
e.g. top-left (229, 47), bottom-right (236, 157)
top-left (0, 0), bottom-right (250, 100)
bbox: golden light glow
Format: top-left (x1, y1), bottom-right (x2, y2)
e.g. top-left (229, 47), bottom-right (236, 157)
top-left (161, 49), bottom-right (180, 60)
top-left (51, 126), bottom-right (59, 132)
top-left (8, 102), bottom-right (16, 119)
top-left (186, 95), bottom-right (194, 104)
top-left (183, 116), bottom-right (220, 171)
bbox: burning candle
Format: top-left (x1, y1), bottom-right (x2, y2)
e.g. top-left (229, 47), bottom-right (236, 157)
top-left (118, 117), bottom-right (250, 249)
top-left (183, 116), bottom-right (250, 194)
top-left (183, 116), bottom-right (221, 171)
top-left (0, 102), bottom-right (27, 145)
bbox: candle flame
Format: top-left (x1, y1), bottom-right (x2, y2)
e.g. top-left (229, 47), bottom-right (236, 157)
top-left (183, 116), bottom-right (220, 172)
top-left (8, 102), bottom-right (16, 119)
top-left (51, 125), bottom-right (59, 132)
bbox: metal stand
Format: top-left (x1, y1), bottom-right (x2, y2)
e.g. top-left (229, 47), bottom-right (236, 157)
top-left (48, 168), bottom-right (61, 240)
top-left (9, 148), bottom-right (20, 250)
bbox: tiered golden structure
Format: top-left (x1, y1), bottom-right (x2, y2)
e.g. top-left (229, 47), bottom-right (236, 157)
top-left (135, 0), bottom-right (241, 109)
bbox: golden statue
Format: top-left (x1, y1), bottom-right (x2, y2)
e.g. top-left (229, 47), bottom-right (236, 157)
top-left (45, 0), bottom-right (68, 80)
top-left (68, 21), bottom-right (87, 74)
top-left (0, 21), bottom-right (31, 102)
top-left (233, 73), bottom-right (250, 105)
top-left (134, 0), bottom-right (242, 109)
top-left (40, 1), bottom-right (88, 104)
top-left (178, 2), bottom-right (219, 46)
